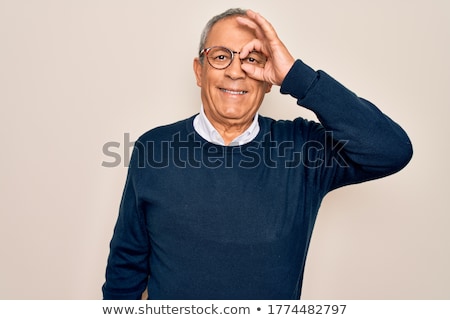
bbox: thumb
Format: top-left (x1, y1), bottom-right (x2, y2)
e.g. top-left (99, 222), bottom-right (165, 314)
top-left (241, 64), bottom-right (265, 82)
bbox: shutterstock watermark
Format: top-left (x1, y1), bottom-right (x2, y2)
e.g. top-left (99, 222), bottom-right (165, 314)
top-left (102, 133), bottom-right (135, 168)
top-left (101, 132), bottom-right (349, 169)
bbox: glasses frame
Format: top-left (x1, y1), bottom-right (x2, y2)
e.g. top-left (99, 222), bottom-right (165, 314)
top-left (199, 46), bottom-right (265, 70)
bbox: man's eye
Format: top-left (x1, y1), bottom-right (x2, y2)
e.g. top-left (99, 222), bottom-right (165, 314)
top-left (214, 55), bottom-right (228, 61)
top-left (244, 57), bottom-right (260, 65)
top-left (243, 52), bottom-right (266, 65)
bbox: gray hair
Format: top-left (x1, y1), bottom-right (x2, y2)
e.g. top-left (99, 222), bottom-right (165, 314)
top-left (198, 8), bottom-right (247, 63)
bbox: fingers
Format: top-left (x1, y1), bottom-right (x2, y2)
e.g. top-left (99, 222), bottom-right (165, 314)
top-left (239, 39), bottom-right (270, 82)
top-left (239, 39), bottom-right (266, 59)
top-left (236, 10), bottom-right (281, 59)
top-left (235, 16), bottom-right (265, 40)
top-left (240, 63), bottom-right (265, 82)
top-left (240, 10), bottom-right (279, 42)
top-left (237, 10), bottom-right (295, 85)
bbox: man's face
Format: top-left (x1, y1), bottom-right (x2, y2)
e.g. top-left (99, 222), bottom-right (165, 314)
top-left (194, 17), bottom-right (271, 129)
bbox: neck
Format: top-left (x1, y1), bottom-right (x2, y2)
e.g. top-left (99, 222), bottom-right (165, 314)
top-left (216, 124), bottom-right (251, 145)
top-left (206, 116), bottom-right (253, 145)
top-left (203, 109), bottom-right (256, 146)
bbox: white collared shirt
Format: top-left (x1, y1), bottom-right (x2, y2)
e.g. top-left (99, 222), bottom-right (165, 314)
top-left (193, 106), bottom-right (260, 146)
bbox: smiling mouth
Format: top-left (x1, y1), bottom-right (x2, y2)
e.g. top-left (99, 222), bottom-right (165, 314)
top-left (220, 88), bottom-right (248, 95)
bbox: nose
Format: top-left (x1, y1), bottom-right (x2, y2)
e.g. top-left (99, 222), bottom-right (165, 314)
top-left (224, 53), bottom-right (246, 79)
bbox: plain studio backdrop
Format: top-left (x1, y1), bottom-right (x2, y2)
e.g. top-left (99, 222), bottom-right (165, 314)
top-left (0, 0), bottom-right (449, 299)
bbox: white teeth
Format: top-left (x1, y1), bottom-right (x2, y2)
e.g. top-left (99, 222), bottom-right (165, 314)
top-left (221, 89), bottom-right (247, 95)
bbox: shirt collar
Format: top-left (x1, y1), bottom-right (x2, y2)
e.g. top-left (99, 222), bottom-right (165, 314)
top-left (193, 105), bottom-right (260, 146)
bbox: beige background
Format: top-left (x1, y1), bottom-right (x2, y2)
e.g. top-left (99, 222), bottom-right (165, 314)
top-left (1, 0), bottom-right (449, 299)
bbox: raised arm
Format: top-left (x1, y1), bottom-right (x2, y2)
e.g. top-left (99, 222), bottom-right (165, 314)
top-left (239, 9), bottom-right (412, 189)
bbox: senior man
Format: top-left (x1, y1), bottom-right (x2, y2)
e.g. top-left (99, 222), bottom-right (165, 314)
top-left (102, 8), bottom-right (412, 300)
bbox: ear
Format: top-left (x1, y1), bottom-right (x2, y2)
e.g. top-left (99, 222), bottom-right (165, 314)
top-left (193, 58), bottom-right (203, 87)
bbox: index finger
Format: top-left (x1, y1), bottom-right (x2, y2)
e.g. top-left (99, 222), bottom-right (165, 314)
top-left (241, 10), bottom-right (279, 42)
top-left (235, 15), bottom-right (265, 40)
top-left (239, 38), bottom-right (266, 59)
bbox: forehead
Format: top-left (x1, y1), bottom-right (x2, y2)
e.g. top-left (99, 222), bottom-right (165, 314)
top-left (205, 17), bottom-right (256, 48)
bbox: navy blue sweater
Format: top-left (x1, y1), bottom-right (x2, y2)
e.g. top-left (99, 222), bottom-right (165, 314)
top-left (102, 60), bottom-right (412, 299)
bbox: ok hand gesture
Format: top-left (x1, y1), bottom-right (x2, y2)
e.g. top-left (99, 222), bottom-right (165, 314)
top-left (237, 10), bottom-right (295, 86)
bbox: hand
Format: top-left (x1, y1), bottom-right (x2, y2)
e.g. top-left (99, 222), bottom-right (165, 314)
top-left (237, 10), bottom-right (295, 86)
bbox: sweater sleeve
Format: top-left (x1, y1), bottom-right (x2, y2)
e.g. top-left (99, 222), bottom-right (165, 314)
top-left (280, 60), bottom-right (413, 192)
top-left (102, 147), bottom-right (150, 300)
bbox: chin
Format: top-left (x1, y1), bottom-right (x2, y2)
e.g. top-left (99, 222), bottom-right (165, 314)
top-left (219, 107), bottom-right (248, 119)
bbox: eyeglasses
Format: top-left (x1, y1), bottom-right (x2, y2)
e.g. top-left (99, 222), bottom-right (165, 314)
top-left (199, 46), bottom-right (267, 70)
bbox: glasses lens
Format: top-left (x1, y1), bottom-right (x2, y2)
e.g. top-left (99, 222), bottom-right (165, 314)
top-left (203, 46), bottom-right (267, 69)
top-left (243, 51), bottom-right (267, 67)
top-left (207, 47), bottom-right (233, 69)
